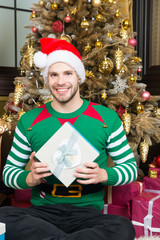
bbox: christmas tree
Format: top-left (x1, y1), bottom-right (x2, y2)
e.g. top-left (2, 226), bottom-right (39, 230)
top-left (1, 0), bottom-right (160, 177)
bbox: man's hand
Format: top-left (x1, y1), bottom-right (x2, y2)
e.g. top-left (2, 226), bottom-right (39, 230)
top-left (26, 152), bottom-right (52, 187)
top-left (74, 162), bottom-right (108, 185)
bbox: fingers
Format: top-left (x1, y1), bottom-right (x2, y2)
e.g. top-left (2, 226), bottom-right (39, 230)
top-left (30, 151), bottom-right (50, 170)
top-left (74, 162), bottom-right (98, 184)
top-left (27, 151), bottom-right (52, 187)
top-left (83, 162), bottom-right (99, 169)
top-left (74, 162), bottom-right (108, 184)
top-left (29, 151), bottom-right (36, 161)
top-left (76, 178), bottom-right (95, 184)
top-left (75, 162), bottom-right (98, 175)
top-left (76, 162), bottom-right (99, 173)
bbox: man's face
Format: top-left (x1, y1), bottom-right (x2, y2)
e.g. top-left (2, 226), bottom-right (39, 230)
top-left (48, 62), bottom-right (80, 104)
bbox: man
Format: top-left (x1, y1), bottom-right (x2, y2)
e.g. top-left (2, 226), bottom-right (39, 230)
top-left (0, 38), bottom-right (137, 240)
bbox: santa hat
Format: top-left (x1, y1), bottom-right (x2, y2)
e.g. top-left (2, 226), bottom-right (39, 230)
top-left (34, 38), bottom-right (85, 84)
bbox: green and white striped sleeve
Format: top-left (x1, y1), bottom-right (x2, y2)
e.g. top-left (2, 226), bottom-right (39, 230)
top-left (106, 115), bottom-right (138, 186)
top-left (3, 120), bottom-right (32, 189)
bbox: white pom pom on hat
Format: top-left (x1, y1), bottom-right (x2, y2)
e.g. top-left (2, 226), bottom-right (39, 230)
top-left (33, 38), bottom-right (86, 84)
top-left (34, 52), bottom-right (48, 69)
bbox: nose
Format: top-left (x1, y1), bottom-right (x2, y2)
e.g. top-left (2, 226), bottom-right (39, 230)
top-left (57, 74), bottom-right (65, 85)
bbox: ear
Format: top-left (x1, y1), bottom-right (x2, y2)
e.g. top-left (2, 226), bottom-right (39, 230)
top-left (78, 78), bottom-right (81, 84)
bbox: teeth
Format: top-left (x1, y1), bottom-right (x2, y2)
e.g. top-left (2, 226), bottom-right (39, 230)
top-left (57, 88), bottom-right (68, 92)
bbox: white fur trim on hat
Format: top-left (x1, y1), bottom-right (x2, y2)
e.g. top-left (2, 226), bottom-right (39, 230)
top-left (34, 50), bottom-right (85, 84)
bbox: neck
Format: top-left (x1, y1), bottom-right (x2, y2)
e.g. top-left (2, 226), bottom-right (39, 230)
top-left (51, 97), bottom-right (83, 113)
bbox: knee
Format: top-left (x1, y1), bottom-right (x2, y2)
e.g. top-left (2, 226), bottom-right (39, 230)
top-left (121, 217), bottom-right (135, 240)
top-left (0, 206), bottom-right (20, 218)
top-left (102, 214), bottom-right (135, 240)
top-left (0, 206), bottom-right (12, 214)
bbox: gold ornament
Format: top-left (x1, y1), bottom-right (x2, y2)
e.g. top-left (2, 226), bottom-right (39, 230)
top-left (44, 97), bottom-right (53, 104)
top-left (131, 56), bottom-right (142, 63)
top-left (92, 0), bottom-right (102, 7)
top-left (121, 111), bottom-right (131, 135)
top-left (119, 64), bottom-right (128, 74)
top-left (64, 0), bottom-right (69, 3)
top-left (17, 109), bottom-right (26, 120)
top-left (30, 12), bottom-right (36, 19)
top-left (114, 48), bottom-right (123, 73)
top-left (136, 102), bottom-right (144, 114)
top-left (106, 31), bottom-right (113, 39)
top-left (0, 118), bottom-right (11, 135)
top-left (14, 82), bottom-right (24, 106)
top-left (85, 70), bottom-right (95, 78)
top-left (103, 0), bottom-right (113, 2)
top-left (122, 19), bottom-right (131, 30)
top-left (129, 74), bottom-right (136, 84)
top-left (2, 113), bottom-right (8, 121)
top-left (114, 10), bottom-right (120, 19)
top-left (60, 34), bottom-right (72, 43)
top-left (95, 40), bottom-right (103, 49)
top-left (148, 170), bottom-right (157, 178)
top-left (52, 3), bottom-right (58, 10)
top-left (119, 28), bottom-right (129, 41)
top-left (95, 13), bottom-right (104, 22)
top-left (153, 107), bottom-right (160, 118)
top-left (98, 57), bottom-right (114, 74)
top-left (39, 0), bottom-right (44, 6)
top-left (101, 90), bottom-right (107, 100)
top-left (140, 140), bottom-right (149, 163)
top-left (81, 18), bottom-right (89, 29)
top-left (84, 43), bottom-right (91, 52)
top-left (36, 102), bottom-right (41, 107)
top-left (5, 114), bottom-right (12, 124)
top-left (71, 7), bottom-right (77, 15)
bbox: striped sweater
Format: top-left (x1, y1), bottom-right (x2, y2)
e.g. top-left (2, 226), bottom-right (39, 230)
top-left (3, 99), bottom-right (137, 210)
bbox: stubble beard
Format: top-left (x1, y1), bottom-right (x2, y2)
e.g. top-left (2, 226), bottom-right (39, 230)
top-left (49, 84), bottom-right (79, 104)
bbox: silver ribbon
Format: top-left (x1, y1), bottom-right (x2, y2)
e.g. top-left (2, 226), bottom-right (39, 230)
top-left (132, 194), bottom-right (160, 237)
top-left (53, 132), bottom-right (79, 178)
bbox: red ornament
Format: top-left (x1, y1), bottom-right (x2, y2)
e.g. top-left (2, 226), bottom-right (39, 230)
top-left (32, 10), bottom-right (36, 14)
top-left (128, 38), bottom-right (137, 47)
top-left (155, 155), bottom-right (160, 167)
top-left (32, 26), bottom-right (38, 33)
top-left (116, 105), bottom-right (126, 118)
top-left (64, 15), bottom-right (71, 23)
top-left (141, 91), bottom-right (151, 100)
top-left (137, 67), bottom-right (142, 73)
top-left (8, 102), bottom-right (22, 113)
top-left (52, 20), bottom-right (64, 33)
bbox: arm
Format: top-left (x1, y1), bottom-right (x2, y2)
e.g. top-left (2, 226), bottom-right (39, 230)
top-left (3, 122), bottom-right (32, 189)
top-left (3, 116), bottom-right (52, 189)
top-left (105, 116), bottom-right (138, 186)
top-left (74, 113), bottom-right (137, 186)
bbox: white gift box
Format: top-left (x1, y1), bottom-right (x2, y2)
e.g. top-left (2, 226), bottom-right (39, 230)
top-left (35, 122), bottom-right (100, 187)
top-left (0, 223), bottom-right (5, 240)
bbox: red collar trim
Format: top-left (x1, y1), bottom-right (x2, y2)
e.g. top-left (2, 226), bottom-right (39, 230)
top-left (30, 105), bottom-right (52, 128)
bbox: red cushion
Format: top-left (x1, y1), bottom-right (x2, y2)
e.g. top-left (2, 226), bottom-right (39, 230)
top-left (9, 189), bottom-right (32, 208)
top-left (14, 189), bottom-right (32, 202)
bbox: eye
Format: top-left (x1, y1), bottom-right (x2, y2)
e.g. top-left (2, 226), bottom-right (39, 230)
top-left (51, 73), bottom-right (57, 77)
top-left (65, 72), bottom-right (72, 76)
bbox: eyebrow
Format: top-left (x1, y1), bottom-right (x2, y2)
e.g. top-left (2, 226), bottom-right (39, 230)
top-left (49, 70), bottom-right (74, 74)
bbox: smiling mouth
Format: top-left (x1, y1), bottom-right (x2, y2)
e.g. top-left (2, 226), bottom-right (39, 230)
top-left (56, 88), bottom-right (69, 93)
